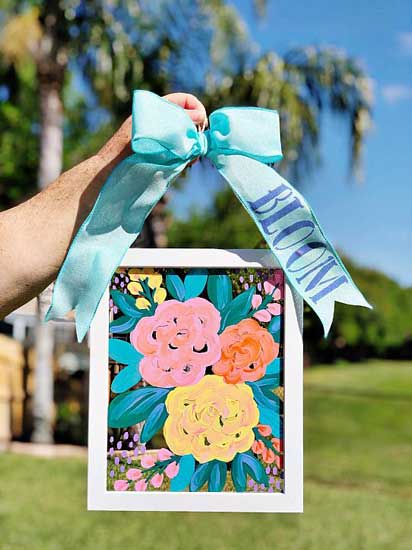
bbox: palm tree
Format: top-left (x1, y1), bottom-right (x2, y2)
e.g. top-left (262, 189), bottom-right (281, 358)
top-left (0, 1), bottom-right (373, 442)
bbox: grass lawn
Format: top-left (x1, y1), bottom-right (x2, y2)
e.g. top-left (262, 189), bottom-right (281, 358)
top-left (0, 360), bottom-right (411, 550)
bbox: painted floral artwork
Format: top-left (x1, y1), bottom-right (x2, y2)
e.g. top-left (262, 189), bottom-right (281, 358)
top-left (107, 267), bottom-right (284, 493)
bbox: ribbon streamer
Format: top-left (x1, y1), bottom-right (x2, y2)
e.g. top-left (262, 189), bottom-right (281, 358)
top-left (46, 90), bottom-right (371, 341)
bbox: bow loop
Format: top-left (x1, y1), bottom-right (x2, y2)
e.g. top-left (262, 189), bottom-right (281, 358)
top-left (207, 107), bottom-right (283, 164)
top-left (132, 90), bottom-right (200, 163)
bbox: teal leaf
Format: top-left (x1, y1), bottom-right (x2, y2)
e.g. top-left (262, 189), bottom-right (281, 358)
top-left (108, 339), bottom-right (142, 365)
top-left (255, 373), bottom-right (281, 390)
top-left (140, 402), bottom-right (168, 443)
top-left (111, 290), bottom-right (144, 319)
top-left (109, 315), bottom-right (139, 334)
top-left (184, 269), bottom-right (208, 299)
top-left (266, 358), bottom-right (282, 375)
top-left (231, 453), bottom-right (247, 492)
top-left (220, 286), bottom-right (255, 331)
top-left (242, 452), bottom-right (269, 486)
top-left (170, 455), bottom-right (196, 491)
top-left (248, 383), bottom-right (279, 412)
top-left (111, 365), bottom-right (141, 393)
top-left (207, 274), bottom-right (233, 310)
top-left (108, 387), bottom-right (170, 428)
top-left (190, 462), bottom-right (214, 492)
top-left (208, 461), bottom-right (227, 492)
top-left (268, 315), bottom-right (281, 334)
top-left (259, 406), bottom-right (281, 438)
top-left (268, 315), bottom-right (281, 343)
top-left (165, 274), bottom-right (185, 301)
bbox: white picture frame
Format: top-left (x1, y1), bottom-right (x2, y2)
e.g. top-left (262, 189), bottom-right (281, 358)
top-left (88, 249), bottom-right (303, 513)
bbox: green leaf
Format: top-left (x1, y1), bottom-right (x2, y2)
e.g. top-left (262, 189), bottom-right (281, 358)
top-left (242, 452), bottom-right (269, 487)
top-left (140, 402), bottom-right (168, 443)
top-left (108, 339), bottom-right (142, 365)
top-left (165, 274), bottom-right (185, 301)
top-left (190, 462), bottom-right (214, 492)
top-left (170, 455), bottom-right (196, 492)
top-left (231, 453), bottom-right (247, 492)
top-left (184, 269), bottom-right (208, 300)
top-left (108, 387), bottom-right (170, 428)
top-left (259, 406), bottom-right (281, 438)
top-left (255, 373), bottom-right (281, 390)
top-left (207, 274), bottom-right (232, 310)
top-left (232, 452), bottom-right (269, 492)
top-left (220, 286), bottom-right (255, 331)
top-left (268, 315), bottom-right (281, 335)
top-left (111, 290), bottom-right (144, 319)
top-left (248, 382), bottom-right (279, 412)
top-left (208, 461), bottom-right (227, 492)
top-left (111, 365), bottom-right (141, 393)
top-left (109, 315), bottom-right (139, 334)
top-left (266, 358), bottom-right (282, 375)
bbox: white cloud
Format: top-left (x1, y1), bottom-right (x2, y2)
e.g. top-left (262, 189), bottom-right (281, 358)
top-left (382, 84), bottom-right (412, 104)
top-left (398, 32), bottom-right (412, 55)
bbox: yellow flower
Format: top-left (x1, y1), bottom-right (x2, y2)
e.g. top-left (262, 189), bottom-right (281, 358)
top-left (127, 269), bottom-right (167, 309)
top-left (163, 375), bottom-right (259, 463)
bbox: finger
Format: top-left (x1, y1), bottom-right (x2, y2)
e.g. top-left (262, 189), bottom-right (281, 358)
top-left (163, 92), bottom-right (207, 128)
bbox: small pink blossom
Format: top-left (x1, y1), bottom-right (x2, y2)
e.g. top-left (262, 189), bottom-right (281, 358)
top-left (257, 424), bottom-right (272, 437)
top-left (251, 281), bottom-right (282, 322)
top-left (134, 479), bottom-right (148, 491)
top-left (126, 468), bottom-right (142, 481)
top-left (157, 448), bottom-right (173, 461)
top-left (165, 461), bottom-right (180, 479)
top-left (150, 473), bottom-right (164, 488)
top-left (113, 479), bottom-right (129, 491)
top-left (140, 454), bottom-right (156, 468)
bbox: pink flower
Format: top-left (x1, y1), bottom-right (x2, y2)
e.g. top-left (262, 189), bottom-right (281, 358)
top-left (252, 440), bottom-right (265, 455)
top-left (140, 454), bottom-right (156, 468)
top-left (165, 461), bottom-right (180, 479)
top-left (113, 479), bottom-right (129, 491)
top-left (130, 298), bottom-right (221, 387)
top-left (157, 448), bottom-right (173, 461)
top-left (134, 479), bottom-right (148, 491)
top-left (126, 468), bottom-right (142, 481)
top-left (262, 447), bottom-right (275, 464)
top-left (150, 473), bottom-right (164, 488)
top-left (251, 280), bottom-right (282, 322)
top-left (257, 424), bottom-right (272, 437)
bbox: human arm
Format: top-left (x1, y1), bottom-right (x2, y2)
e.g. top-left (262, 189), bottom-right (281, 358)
top-left (0, 93), bottom-right (206, 317)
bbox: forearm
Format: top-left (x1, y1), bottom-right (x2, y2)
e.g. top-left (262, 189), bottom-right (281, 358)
top-left (0, 119), bottom-right (131, 317)
top-left (0, 92), bottom-right (207, 319)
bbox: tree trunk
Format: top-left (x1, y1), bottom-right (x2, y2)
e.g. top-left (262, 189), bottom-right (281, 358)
top-left (31, 67), bottom-right (64, 443)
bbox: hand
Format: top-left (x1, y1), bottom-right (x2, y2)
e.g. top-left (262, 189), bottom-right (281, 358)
top-left (163, 92), bottom-right (207, 129)
top-left (97, 92), bottom-right (207, 166)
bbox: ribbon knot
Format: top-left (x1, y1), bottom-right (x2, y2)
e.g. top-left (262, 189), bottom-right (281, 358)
top-left (47, 90), bottom-right (371, 341)
top-left (197, 131), bottom-right (209, 157)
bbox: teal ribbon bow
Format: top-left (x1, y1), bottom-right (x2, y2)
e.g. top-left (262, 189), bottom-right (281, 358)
top-left (46, 90), bottom-right (371, 341)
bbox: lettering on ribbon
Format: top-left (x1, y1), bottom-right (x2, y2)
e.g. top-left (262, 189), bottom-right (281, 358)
top-left (248, 184), bottom-right (349, 304)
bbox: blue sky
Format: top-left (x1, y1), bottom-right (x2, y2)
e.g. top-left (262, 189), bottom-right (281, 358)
top-left (170, 0), bottom-right (412, 286)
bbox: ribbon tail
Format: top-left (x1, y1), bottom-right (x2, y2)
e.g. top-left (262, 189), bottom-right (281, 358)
top-left (46, 154), bottom-right (186, 341)
top-left (213, 154), bottom-right (372, 336)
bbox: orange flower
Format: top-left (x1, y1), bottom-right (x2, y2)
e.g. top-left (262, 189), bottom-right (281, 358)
top-left (212, 318), bottom-right (279, 383)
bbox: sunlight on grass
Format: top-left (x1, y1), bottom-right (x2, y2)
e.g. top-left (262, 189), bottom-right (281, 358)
top-left (0, 360), bottom-right (411, 549)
